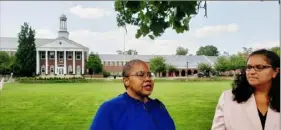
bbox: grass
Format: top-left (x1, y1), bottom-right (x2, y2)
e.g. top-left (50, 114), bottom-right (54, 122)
top-left (0, 81), bottom-right (232, 130)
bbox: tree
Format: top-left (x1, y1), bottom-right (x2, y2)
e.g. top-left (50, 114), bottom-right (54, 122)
top-left (15, 22), bottom-right (36, 77)
top-left (116, 50), bottom-right (124, 54)
top-left (149, 56), bottom-right (167, 74)
top-left (228, 54), bottom-right (246, 70)
top-left (126, 49), bottom-right (138, 55)
top-left (86, 52), bottom-right (103, 75)
top-left (237, 47), bottom-right (253, 60)
top-left (176, 46), bottom-right (188, 55)
top-left (0, 52), bottom-right (11, 74)
top-left (166, 64), bottom-right (177, 73)
top-left (197, 63), bottom-right (213, 77)
top-left (114, 1), bottom-right (207, 39)
top-left (214, 56), bottom-right (230, 72)
top-left (196, 45), bottom-right (219, 56)
top-left (221, 51), bottom-right (230, 57)
top-left (116, 49), bottom-right (138, 55)
top-left (270, 46), bottom-right (280, 56)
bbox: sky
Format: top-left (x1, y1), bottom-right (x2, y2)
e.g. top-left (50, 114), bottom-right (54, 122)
top-left (0, 1), bottom-right (280, 55)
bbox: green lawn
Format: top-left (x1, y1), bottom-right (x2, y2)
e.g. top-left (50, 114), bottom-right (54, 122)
top-left (0, 81), bottom-right (231, 130)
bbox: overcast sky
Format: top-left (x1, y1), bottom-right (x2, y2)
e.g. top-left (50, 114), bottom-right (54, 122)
top-left (0, 1), bottom-right (279, 55)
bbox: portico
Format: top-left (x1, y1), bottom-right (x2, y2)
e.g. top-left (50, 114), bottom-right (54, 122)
top-left (36, 48), bottom-right (87, 76)
top-left (35, 14), bottom-right (89, 76)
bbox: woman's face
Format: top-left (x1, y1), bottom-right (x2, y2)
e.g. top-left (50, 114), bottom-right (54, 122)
top-left (124, 62), bottom-right (154, 97)
top-left (246, 54), bottom-right (279, 87)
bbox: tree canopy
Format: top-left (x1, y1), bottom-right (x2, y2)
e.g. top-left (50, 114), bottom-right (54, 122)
top-left (149, 56), bottom-right (167, 74)
top-left (176, 46), bottom-right (188, 55)
top-left (0, 52), bottom-right (11, 74)
top-left (114, 1), bottom-right (207, 39)
top-left (15, 22), bottom-right (36, 77)
top-left (116, 49), bottom-right (138, 55)
top-left (270, 46), bottom-right (280, 56)
top-left (86, 53), bottom-right (103, 74)
top-left (196, 45), bottom-right (219, 56)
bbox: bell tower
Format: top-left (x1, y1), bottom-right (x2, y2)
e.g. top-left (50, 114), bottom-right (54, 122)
top-left (58, 14), bottom-right (69, 39)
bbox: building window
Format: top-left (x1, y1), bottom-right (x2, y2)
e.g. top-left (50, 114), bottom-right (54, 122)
top-left (59, 52), bottom-right (63, 62)
top-left (50, 65), bottom-right (54, 73)
top-left (41, 65), bottom-right (45, 73)
top-left (40, 52), bottom-right (45, 59)
top-left (112, 61), bottom-right (115, 66)
top-left (108, 61), bottom-right (110, 66)
top-left (117, 61), bottom-right (119, 66)
top-left (76, 52), bottom-right (81, 60)
top-left (68, 65), bottom-right (72, 74)
top-left (76, 65), bottom-right (81, 74)
top-left (49, 52), bottom-right (54, 59)
top-left (67, 52), bottom-right (72, 60)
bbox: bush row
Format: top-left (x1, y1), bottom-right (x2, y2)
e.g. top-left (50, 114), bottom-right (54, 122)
top-left (15, 76), bottom-right (233, 83)
top-left (16, 77), bottom-right (88, 83)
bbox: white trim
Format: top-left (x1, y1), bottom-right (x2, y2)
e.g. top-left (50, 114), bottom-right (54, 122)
top-left (73, 51), bottom-right (75, 74)
top-left (36, 48), bottom-right (86, 52)
top-left (55, 51), bottom-right (57, 74)
top-left (45, 51), bottom-right (48, 74)
top-left (82, 51), bottom-right (84, 74)
top-left (36, 50), bottom-right (39, 74)
top-left (64, 51), bottom-right (66, 75)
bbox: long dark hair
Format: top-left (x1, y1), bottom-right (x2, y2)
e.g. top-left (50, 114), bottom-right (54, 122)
top-left (232, 49), bottom-right (280, 112)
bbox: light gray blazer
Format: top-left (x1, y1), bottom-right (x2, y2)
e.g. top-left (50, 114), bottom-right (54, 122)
top-left (211, 89), bottom-right (280, 130)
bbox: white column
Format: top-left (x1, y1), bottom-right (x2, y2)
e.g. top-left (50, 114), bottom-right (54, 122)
top-left (73, 51), bottom-right (75, 74)
top-left (55, 51), bottom-right (57, 75)
top-left (45, 51), bottom-right (48, 74)
top-left (36, 50), bottom-right (39, 74)
top-left (81, 51), bottom-right (84, 74)
top-left (64, 51), bottom-right (67, 74)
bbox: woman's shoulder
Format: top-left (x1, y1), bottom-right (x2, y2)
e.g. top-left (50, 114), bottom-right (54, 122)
top-left (219, 89), bottom-right (235, 102)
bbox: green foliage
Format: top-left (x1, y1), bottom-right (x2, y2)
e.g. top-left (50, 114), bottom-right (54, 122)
top-left (214, 56), bottom-right (230, 72)
top-left (196, 45), bottom-right (219, 56)
top-left (15, 22), bottom-right (36, 77)
top-left (197, 63), bottom-right (213, 77)
top-left (270, 46), bottom-right (280, 56)
top-left (214, 53), bottom-right (246, 72)
top-left (176, 46), bottom-right (188, 55)
top-left (103, 71), bottom-right (111, 78)
top-left (166, 64), bottom-right (177, 72)
top-left (86, 53), bottom-right (103, 74)
top-left (116, 49), bottom-right (138, 55)
top-left (197, 63), bottom-right (213, 72)
top-left (16, 77), bottom-right (88, 83)
top-left (0, 52), bottom-right (11, 74)
top-left (149, 56), bottom-right (167, 73)
top-left (114, 1), bottom-right (207, 39)
top-left (228, 54), bottom-right (246, 70)
top-left (237, 47), bottom-right (253, 60)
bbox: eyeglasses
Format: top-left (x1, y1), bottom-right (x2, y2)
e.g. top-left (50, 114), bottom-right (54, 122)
top-left (246, 65), bottom-right (272, 72)
top-left (127, 71), bottom-right (154, 79)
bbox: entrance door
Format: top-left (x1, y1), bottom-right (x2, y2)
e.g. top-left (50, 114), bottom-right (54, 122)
top-left (57, 67), bottom-right (64, 75)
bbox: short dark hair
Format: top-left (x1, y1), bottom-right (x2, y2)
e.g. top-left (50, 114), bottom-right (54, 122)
top-left (232, 49), bottom-right (280, 112)
top-left (122, 59), bottom-right (145, 89)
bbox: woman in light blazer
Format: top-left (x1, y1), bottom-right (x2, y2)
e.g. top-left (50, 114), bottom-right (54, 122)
top-left (211, 49), bottom-right (280, 130)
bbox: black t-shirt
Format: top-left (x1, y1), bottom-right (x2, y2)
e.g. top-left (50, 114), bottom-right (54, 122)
top-left (258, 109), bottom-right (267, 130)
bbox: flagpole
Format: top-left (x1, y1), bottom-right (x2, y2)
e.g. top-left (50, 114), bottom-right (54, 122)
top-left (123, 25), bottom-right (127, 65)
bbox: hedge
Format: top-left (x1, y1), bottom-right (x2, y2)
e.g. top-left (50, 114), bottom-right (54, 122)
top-left (15, 76), bottom-right (233, 84)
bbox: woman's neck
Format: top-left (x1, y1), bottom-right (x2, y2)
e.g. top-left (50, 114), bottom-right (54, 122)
top-left (126, 89), bottom-right (149, 103)
top-left (254, 82), bottom-right (271, 96)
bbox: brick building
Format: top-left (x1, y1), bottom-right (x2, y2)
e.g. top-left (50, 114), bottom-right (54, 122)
top-left (99, 54), bottom-right (218, 77)
top-left (0, 14), bottom-right (89, 76)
